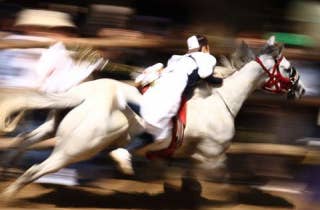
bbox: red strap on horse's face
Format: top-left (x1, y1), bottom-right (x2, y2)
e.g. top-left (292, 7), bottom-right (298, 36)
top-left (255, 55), bottom-right (293, 94)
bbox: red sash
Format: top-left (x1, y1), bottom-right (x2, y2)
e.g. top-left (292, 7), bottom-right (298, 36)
top-left (146, 97), bottom-right (187, 160)
top-left (138, 85), bottom-right (187, 159)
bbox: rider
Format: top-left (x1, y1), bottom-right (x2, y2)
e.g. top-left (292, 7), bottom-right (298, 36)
top-left (0, 9), bottom-right (105, 135)
top-left (110, 34), bottom-right (223, 175)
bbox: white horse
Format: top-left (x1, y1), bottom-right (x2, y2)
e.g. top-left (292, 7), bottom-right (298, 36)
top-left (0, 36), bottom-right (305, 197)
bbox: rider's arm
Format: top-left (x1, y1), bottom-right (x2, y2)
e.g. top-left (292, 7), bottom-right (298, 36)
top-left (196, 54), bottom-right (223, 85)
top-left (196, 53), bottom-right (216, 78)
top-left (134, 63), bottom-right (164, 87)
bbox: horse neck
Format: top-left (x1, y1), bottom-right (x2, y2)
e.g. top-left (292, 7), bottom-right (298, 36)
top-left (215, 61), bottom-right (264, 116)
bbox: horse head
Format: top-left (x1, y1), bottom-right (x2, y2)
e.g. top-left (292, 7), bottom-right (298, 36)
top-left (255, 36), bottom-right (305, 99)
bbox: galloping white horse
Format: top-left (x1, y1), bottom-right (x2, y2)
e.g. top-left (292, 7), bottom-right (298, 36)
top-left (0, 36), bottom-right (305, 197)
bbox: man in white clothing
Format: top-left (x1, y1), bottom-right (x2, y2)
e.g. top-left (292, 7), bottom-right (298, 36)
top-left (0, 9), bottom-right (104, 92)
top-left (110, 34), bottom-right (223, 175)
top-left (0, 9), bottom-right (105, 136)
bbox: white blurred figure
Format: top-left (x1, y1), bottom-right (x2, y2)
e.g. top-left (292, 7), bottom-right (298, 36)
top-left (0, 9), bottom-right (105, 185)
top-left (37, 42), bottom-right (104, 93)
top-left (0, 9), bottom-right (103, 93)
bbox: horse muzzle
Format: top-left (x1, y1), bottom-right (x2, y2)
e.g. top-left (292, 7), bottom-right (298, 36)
top-left (287, 81), bottom-right (305, 100)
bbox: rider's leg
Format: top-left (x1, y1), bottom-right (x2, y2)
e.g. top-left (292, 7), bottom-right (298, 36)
top-left (126, 132), bottom-right (155, 152)
top-left (109, 132), bottom-right (155, 175)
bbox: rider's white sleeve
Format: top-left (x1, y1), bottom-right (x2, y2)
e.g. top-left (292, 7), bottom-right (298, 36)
top-left (197, 55), bottom-right (217, 78)
top-left (189, 52), bottom-right (217, 78)
top-left (135, 63), bottom-right (163, 86)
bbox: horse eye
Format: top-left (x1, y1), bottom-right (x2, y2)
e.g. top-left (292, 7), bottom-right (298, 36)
top-left (282, 67), bottom-right (291, 74)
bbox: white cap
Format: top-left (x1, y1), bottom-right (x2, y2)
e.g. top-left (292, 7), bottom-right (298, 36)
top-left (15, 9), bottom-right (76, 28)
top-left (187, 35), bottom-right (200, 50)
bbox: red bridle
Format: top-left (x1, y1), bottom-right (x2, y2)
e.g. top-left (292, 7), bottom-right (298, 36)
top-left (255, 55), bottom-right (292, 93)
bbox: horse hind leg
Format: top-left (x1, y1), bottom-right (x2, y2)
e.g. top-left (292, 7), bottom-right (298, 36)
top-left (2, 152), bottom-right (68, 198)
top-left (1, 131), bottom-right (117, 198)
top-left (1, 110), bottom-right (57, 171)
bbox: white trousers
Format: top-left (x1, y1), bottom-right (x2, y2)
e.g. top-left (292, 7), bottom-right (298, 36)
top-left (140, 73), bottom-right (187, 140)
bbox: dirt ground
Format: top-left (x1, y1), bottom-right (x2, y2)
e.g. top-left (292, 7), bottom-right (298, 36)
top-left (0, 138), bottom-right (317, 210)
top-left (0, 176), bottom-right (318, 210)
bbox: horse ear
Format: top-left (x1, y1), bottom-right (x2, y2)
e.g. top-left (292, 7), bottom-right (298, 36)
top-left (267, 36), bottom-right (276, 46)
top-left (278, 43), bottom-right (284, 54)
top-left (240, 41), bottom-right (249, 50)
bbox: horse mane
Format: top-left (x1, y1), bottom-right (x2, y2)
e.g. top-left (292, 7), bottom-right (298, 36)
top-left (193, 41), bottom-right (256, 98)
top-left (221, 41), bottom-right (255, 72)
top-left (219, 40), bottom-right (283, 78)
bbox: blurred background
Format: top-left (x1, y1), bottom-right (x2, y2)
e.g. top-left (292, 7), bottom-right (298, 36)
top-left (0, 0), bottom-right (320, 209)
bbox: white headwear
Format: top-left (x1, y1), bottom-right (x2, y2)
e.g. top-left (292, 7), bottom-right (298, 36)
top-left (187, 35), bottom-right (200, 50)
top-left (15, 9), bottom-right (75, 28)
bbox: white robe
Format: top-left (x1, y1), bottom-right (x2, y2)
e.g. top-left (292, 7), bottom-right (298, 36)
top-left (141, 52), bottom-right (217, 140)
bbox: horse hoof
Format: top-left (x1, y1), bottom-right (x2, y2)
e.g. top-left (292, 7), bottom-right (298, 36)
top-left (109, 148), bottom-right (135, 176)
top-left (181, 177), bottom-right (202, 197)
top-left (2, 185), bottom-right (18, 200)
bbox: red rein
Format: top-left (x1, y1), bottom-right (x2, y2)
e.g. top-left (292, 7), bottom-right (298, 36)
top-left (255, 56), bottom-right (292, 93)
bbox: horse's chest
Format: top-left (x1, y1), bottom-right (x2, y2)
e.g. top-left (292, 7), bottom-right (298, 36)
top-left (185, 99), bottom-right (235, 141)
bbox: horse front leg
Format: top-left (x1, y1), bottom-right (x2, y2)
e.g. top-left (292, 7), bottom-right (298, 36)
top-left (162, 159), bottom-right (203, 209)
top-left (163, 154), bottom-right (227, 206)
top-left (165, 139), bottom-right (229, 199)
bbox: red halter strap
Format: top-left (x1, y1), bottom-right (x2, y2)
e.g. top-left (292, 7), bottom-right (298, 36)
top-left (255, 55), bottom-right (292, 93)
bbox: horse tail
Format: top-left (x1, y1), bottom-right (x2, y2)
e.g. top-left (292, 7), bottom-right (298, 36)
top-left (115, 81), bottom-right (142, 110)
top-left (0, 89), bottom-right (84, 134)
